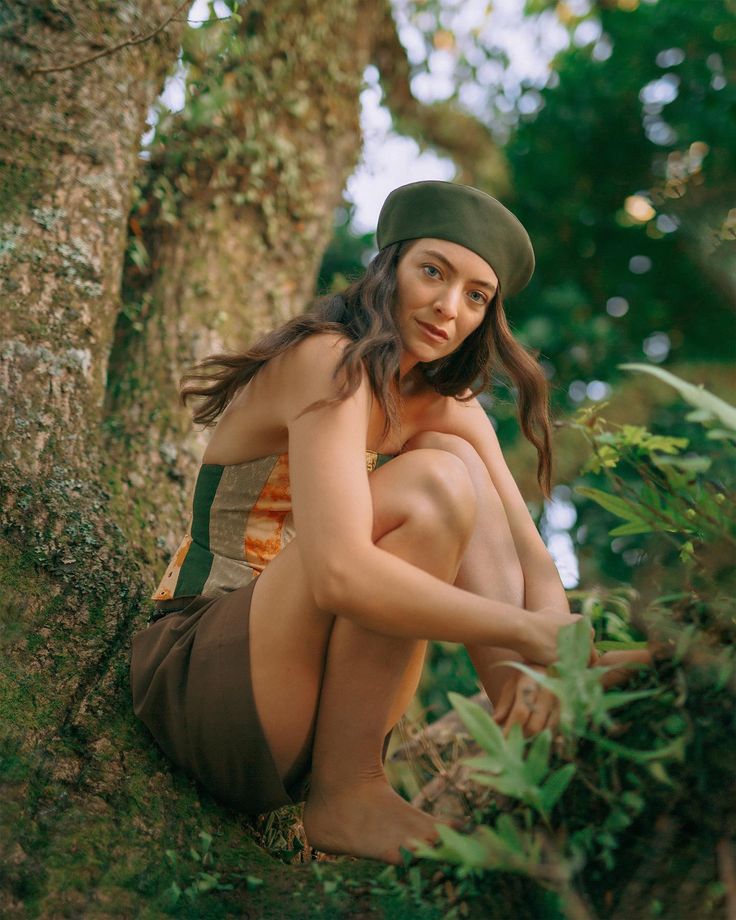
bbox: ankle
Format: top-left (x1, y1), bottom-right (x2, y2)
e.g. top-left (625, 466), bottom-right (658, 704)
top-left (307, 763), bottom-right (388, 799)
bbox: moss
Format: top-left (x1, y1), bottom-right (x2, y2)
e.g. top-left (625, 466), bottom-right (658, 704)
top-left (0, 541), bottom-right (409, 918)
top-left (0, 163), bottom-right (43, 223)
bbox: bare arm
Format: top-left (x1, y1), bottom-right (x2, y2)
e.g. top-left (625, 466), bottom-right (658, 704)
top-left (277, 336), bottom-right (578, 664)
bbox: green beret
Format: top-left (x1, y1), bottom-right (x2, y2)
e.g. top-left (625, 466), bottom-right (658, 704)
top-left (376, 180), bottom-right (535, 297)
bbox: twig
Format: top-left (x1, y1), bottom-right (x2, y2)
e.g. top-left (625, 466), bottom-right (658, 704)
top-left (28, 0), bottom-right (190, 76)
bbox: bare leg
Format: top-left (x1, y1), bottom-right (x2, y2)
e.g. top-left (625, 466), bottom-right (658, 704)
top-left (400, 434), bottom-right (655, 713)
top-left (402, 432), bottom-right (525, 706)
top-left (250, 448), bottom-right (475, 863)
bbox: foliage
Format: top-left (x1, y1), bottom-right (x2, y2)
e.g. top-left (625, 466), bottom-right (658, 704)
top-left (411, 369), bottom-right (735, 918)
top-left (570, 365), bottom-right (735, 581)
top-left (506, 0), bottom-right (736, 396)
top-left (162, 831), bottom-right (236, 909)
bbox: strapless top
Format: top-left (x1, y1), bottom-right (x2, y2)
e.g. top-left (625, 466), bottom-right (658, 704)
top-left (152, 449), bottom-right (394, 602)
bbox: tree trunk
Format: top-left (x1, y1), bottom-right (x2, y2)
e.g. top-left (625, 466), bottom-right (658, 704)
top-left (0, 2), bottom-right (423, 914)
top-left (104, 0), bottom-right (385, 554)
top-left (0, 1), bottom-right (184, 484)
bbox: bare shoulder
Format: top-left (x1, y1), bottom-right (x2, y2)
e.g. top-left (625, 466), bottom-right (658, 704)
top-left (409, 384), bottom-right (494, 443)
top-left (280, 332), bottom-right (360, 393)
top-left (285, 331), bottom-right (353, 374)
top-left (258, 331), bottom-right (350, 386)
top-left (263, 331), bottom-right (368, 423)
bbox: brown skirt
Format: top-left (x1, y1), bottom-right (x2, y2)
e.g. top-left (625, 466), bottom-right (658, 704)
top-left (130, 579), bottom-right (393, 816)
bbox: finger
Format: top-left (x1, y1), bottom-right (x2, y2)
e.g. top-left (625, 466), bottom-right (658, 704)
top-left (502, 702), bottom-right (530, 738)
top-left (514, 679), bottom-right (542, 735)
top-left (525, 703), bottom-right (551, 737)
top-left (544, 700), bottom-right (561, 737)
top-left (540, 699), bottom-right (559, 734)
top-left (493, 681), bottom-right (515, 723)
top-left (524, 689), bottom-right (557, 736)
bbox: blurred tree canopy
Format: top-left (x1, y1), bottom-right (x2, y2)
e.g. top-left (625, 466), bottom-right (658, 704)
top-left (322, 0), bottom-right (735, 414)
top-left (508, 0), bottom-right (735, 400)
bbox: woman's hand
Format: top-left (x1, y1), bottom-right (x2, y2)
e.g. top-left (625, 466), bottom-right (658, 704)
top-left (492, 665), bottom-right (558, 738)
top-left (491, 649), bottom-right (653, 739)
top-left (515, 607), bottom-right (584, 666)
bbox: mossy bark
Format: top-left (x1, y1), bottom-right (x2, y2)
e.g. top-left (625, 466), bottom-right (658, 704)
top-left (0, 2), bottom-right (435, 916)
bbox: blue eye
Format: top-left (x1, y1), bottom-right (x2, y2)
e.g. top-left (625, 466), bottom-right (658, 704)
top-left (469, 291), bottom-right (487, 305)
top-left (423, 264), bottom-right (440, 278)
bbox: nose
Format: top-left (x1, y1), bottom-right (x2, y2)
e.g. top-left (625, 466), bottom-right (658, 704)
top-left (433, 285), bottom-right (461, 320)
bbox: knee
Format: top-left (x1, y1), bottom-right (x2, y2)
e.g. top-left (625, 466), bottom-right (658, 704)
top-left (403, 431), bottom-right (503, 504)
top-left (403, 431), bottom-right (485, 475)
top-left (403, 448), bottom-right (477, 541)
top-left (403, 430), bottom-right (511, 538)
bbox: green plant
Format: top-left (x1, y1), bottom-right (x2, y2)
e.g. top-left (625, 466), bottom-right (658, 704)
top-left (162, 831), bottom-right (239, 910)
top-left (570, 365), bottom-right (735, 565)
top-left (411, 368), bottom-right (735, 918)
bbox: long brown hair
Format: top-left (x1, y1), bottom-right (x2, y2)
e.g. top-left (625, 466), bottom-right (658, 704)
top-left (180, 241), bottom-right (554, 495)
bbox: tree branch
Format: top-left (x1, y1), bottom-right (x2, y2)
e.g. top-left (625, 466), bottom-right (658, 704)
top-left (370, 0), bottom-right (510, 196)
top-left (28, 0), bottom-right (190, 76)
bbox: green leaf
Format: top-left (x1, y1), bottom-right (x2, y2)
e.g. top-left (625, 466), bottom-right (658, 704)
top-left (706, 428), bottom-right (736, 441)
top-left (608, 520), bottom-right (655, 536)
top-left (575, 486), bottom-right (647, 523)
top-left (464, 754), bottom-right (505, 775)
top-left (621, 791), bottom-right (645, 813)
top-left (557, 617), bottom-right (593, 671)
top-left (525, 730), bottom-right (552, 785)
top-left (195, 873), bottom-right (220, 893)
top-left (685, 409), bottom-right (713, 422)
top-left (412, 824), bottom-right (489, 867)
top-left (595, 640), bottom-right (649, 652)
top-left (599, 687), bottom-right (657, 711)
top-left (467, 767), bottom-right (535, 801)
top-left (128, 236), bottom-right (149, 270)
top-left (495, 814), bottom-right (526, 853)
top-left (167, 882), bottom-right (182, 905)
top-left (506, 722), bottom-right (526, 761)
top-left (619, 364), bottom-right (736, 431)
top-left (648, 762), bottom-right (675, 786)
top-left (501, 661), bottom-right (560, 694)
top-left (582, 730), bottom-right (686, 764)
top-left (652, 454), bottom-right (711, 473)
top-left (448, 692), bottom-right (505, 757)
top-left (539, 763), bottom-right (576, 812)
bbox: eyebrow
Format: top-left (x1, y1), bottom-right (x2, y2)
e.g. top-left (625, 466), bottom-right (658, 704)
top-left (418, 249), bottom-right (497, 292)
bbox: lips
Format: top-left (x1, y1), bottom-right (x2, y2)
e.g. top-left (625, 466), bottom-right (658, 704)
top-left (416, 319), bottom-right (449, 342)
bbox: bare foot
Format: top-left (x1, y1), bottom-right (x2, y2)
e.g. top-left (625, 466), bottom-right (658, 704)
top-left (303, 774), bottom-right (449, 865)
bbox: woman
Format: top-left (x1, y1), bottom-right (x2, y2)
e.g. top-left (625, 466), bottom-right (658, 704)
top-left (130, 180), bottom-right (647, 865)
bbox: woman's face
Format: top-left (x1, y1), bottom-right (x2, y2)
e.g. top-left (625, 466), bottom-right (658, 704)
top-left (394, 238), bottom-right (499, 372)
